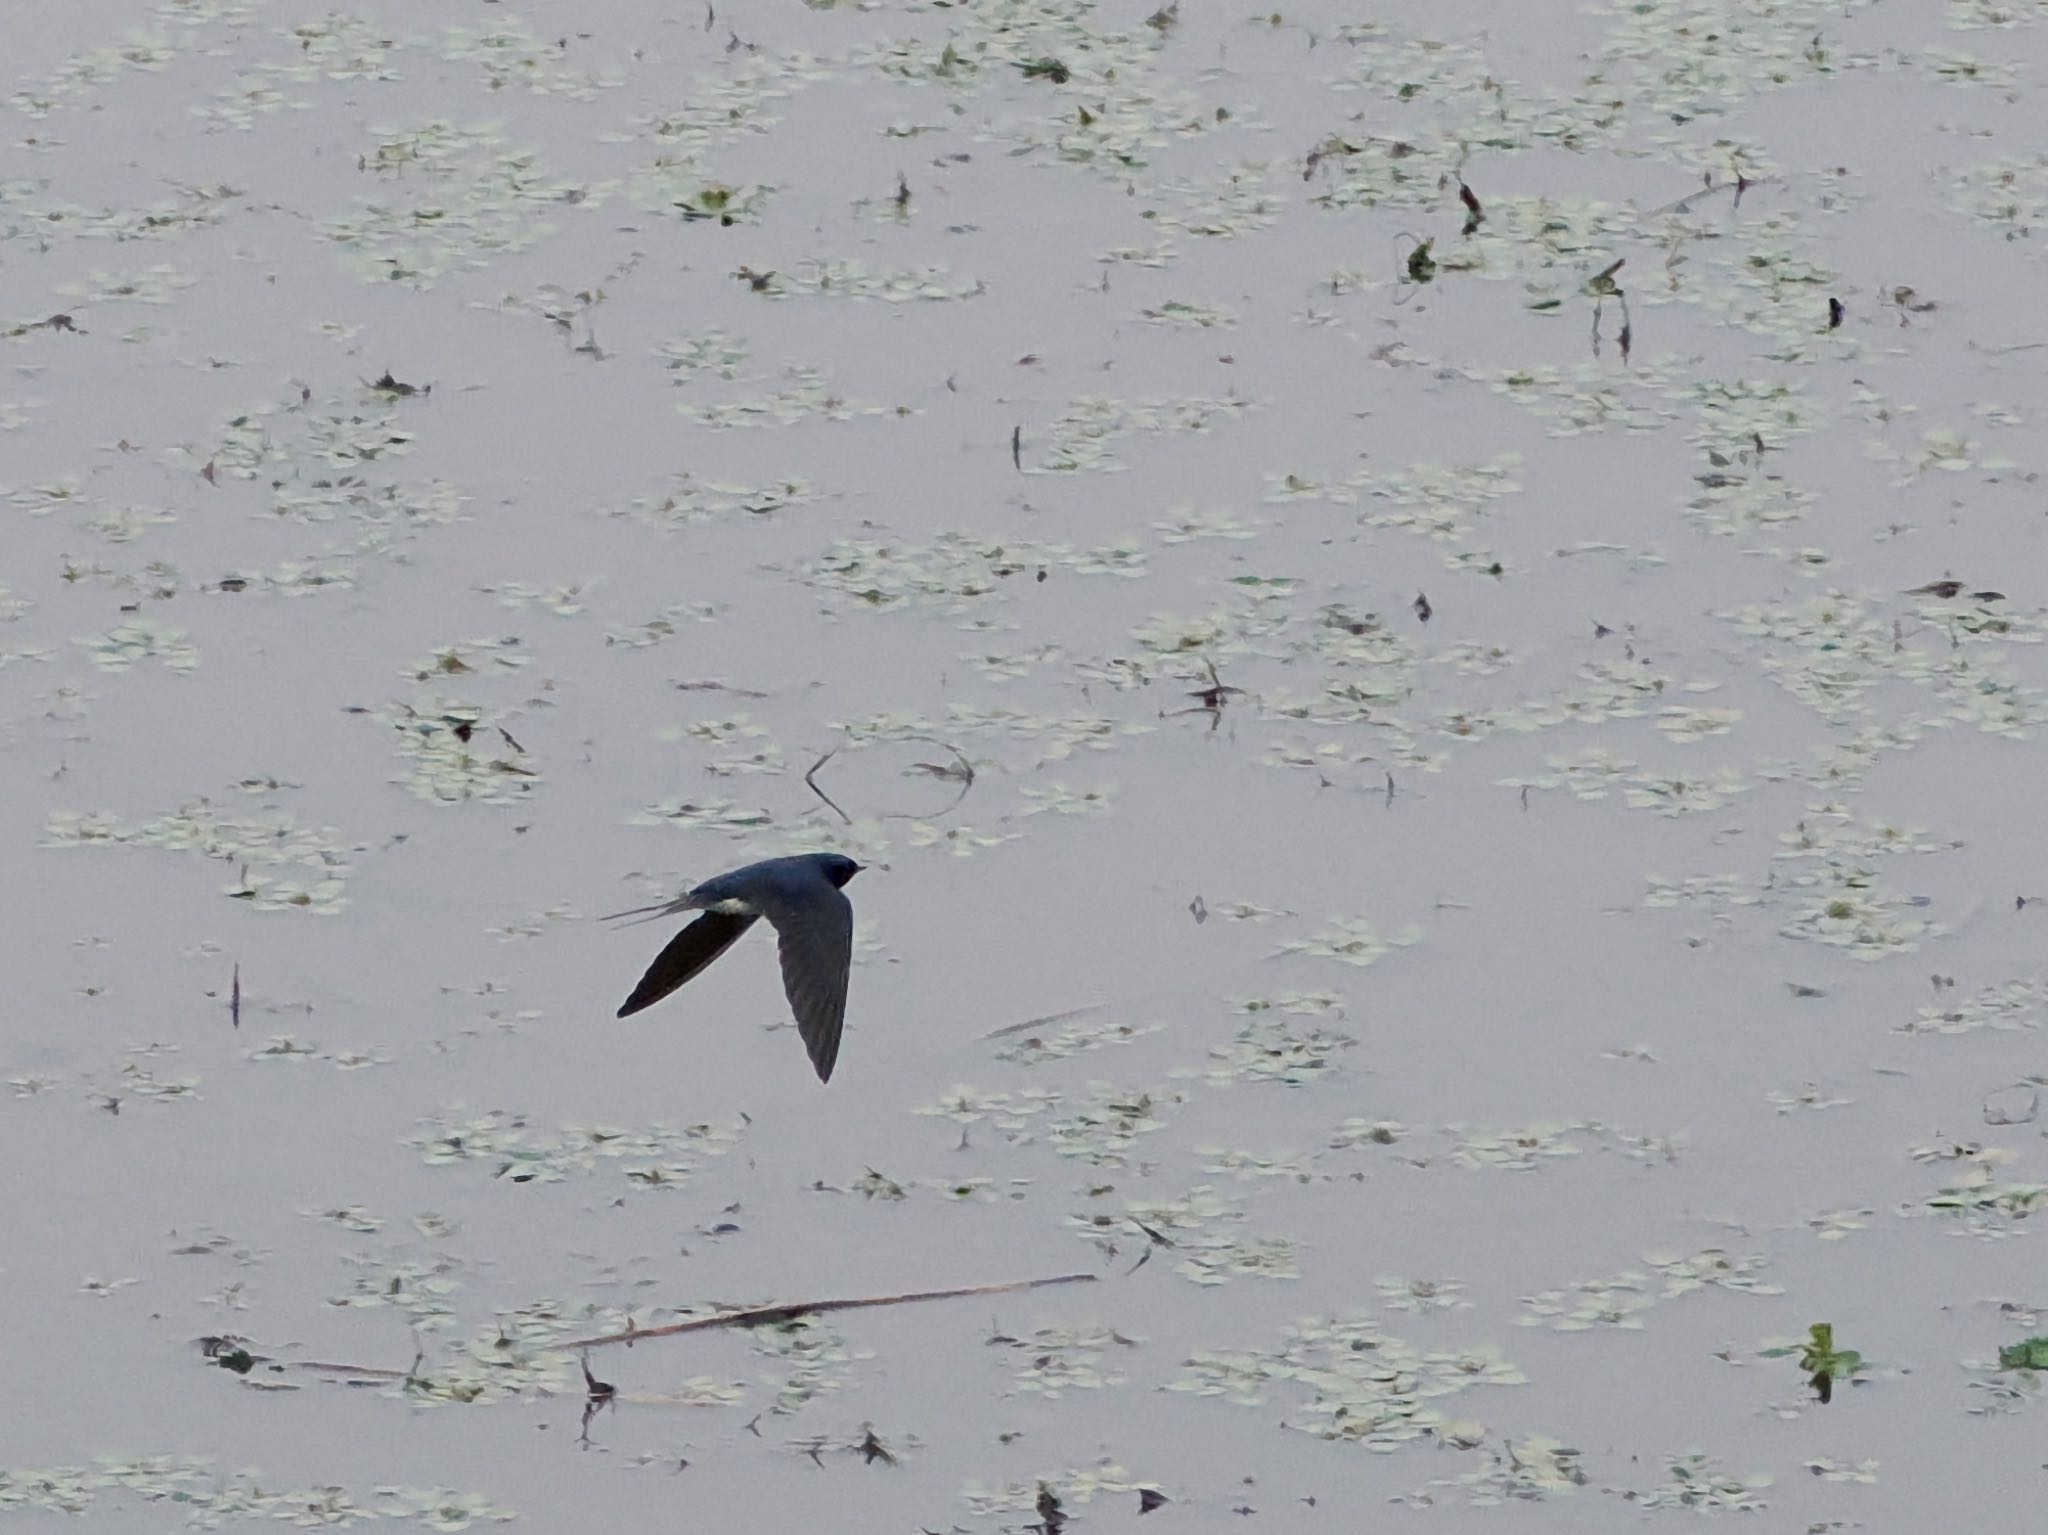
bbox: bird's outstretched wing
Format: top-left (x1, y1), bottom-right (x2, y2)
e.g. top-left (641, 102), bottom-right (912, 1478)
top-left (616, 910), bottom-right (758, 1018)
top-left (760, 883), bottom-right (854, 1082)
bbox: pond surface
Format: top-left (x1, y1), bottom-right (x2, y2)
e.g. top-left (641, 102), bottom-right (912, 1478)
top-left (4, 0), bottom-right (2048, 1527)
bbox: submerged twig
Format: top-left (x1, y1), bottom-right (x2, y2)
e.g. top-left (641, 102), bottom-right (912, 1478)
top-left (209, 1271), bottom-right (1098, 1388)
top-left (556, 1271), bottom-right (1096, 1351)
top-left (1164, 658), bottom-right (1244, 731)
top-left (1587, 258), bottom-right (1631, 362)
top-left (984, 1002), bottom-right (1109, 1040)
top-left (1639, 170), bottom-right (1775, 219)
top-left (579, 1354), bottom-right (616, 1446)
top-left (804, 748), bottom-right (852, 825)
top-left (1458, 180), bottom-right (1484, 236)
top-left (807, 738), bottom-right (976, 826)
top-left (889, 736), bottom-right (976, 819)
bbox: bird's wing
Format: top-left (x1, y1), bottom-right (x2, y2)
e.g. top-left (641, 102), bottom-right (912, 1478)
top-left (760, 882), bottom-right (854, 1082)
top-left (616, 910), bottom-right (758, 1018)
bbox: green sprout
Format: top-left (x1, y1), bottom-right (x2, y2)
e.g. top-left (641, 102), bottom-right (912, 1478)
top-left (1404, 237), bottom-right (1437, 284)
top-left (1763, 1322), bottom-right (1863, 1403)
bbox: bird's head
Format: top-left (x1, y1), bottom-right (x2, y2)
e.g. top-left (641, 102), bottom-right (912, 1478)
top-left (818, 852), bottom-right (864, 888)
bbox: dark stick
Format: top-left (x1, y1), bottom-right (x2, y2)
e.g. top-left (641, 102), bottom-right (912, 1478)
top-left (257, 1272), bottom-right (1100, 1384)
top-left (804, 748), bottom-right (852, 825)
top-left (555, 1271), bottom-right (1096, 1352)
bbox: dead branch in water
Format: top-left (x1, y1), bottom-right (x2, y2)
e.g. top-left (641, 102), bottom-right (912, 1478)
top-left (221, 1271), bottom-right (1100, 1383)
top-left (556, 1270), bottom-right (1095, 1351)
top-left (804, 747), bottom-right (852, 825)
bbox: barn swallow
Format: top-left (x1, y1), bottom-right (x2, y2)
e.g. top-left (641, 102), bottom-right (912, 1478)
top-left (609, 852), bottom-right (863, 1082)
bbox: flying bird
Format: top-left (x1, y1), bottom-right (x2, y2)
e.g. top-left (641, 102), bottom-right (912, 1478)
top-left (609, 852), bottom-right (863, 1082)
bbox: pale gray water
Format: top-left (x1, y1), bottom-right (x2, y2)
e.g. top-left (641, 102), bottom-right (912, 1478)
top-left (4, 0), bottom-right (2048, 1527)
